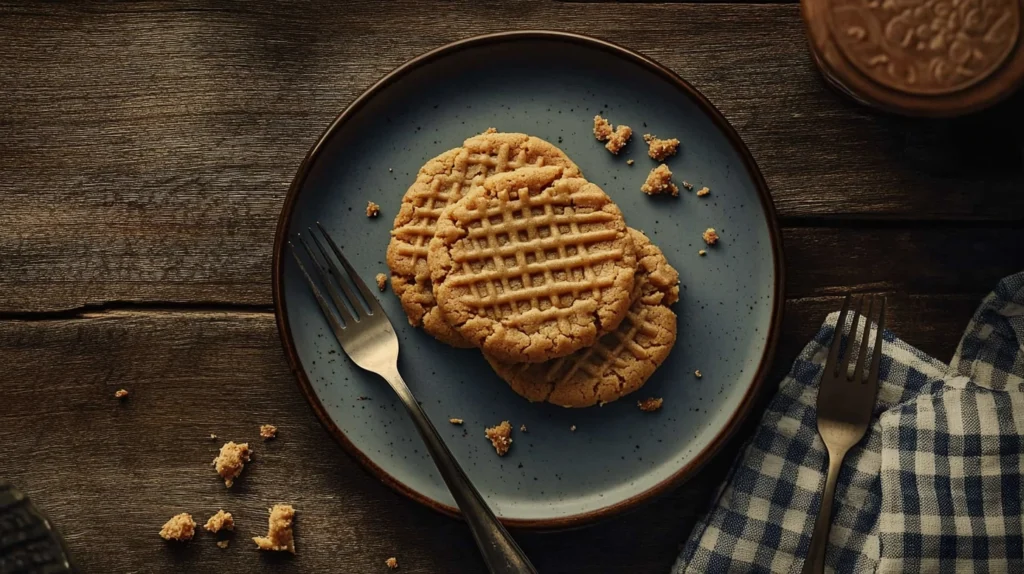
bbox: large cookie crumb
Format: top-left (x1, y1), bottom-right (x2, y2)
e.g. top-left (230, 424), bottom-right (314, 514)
top-left (702, 228), bottom-right (719, 246)
top-left (593, 115), bottom-right (614, 141)
top-left (260, 424), bottom-right (277, 440)
top-left (696, 186), bottom-right (710, 197)
top-left (638, 397), bottom-right (664, 412)
top-left (212, 441), bottom-right (250, 488)
top-left (366, 201), bottom-right (380, 218)
top-left (593, 115), bottom-right (632, 154)
top-left (641, 164), bottom-right (678, 197)
top-left (484, 421), bottom-right (513, 456)
top-left (204, 510), bottom-right (234, 533)
top-left (643, 134), bottom-right (680, 161)
top-left (375, 273), bottom-right (387, 292)
top-left (159, 513), bottom-right (196, 541)
top-left (253, 504), bottom-right (296, 554)
top-left (385, 557), bottom-right (399, 569)
top-left (114, 389), bottom-right (128, 399)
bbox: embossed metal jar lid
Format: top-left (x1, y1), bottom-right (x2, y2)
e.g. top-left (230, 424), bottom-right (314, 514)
top-left (803, 0), bottom-right (1024, 116)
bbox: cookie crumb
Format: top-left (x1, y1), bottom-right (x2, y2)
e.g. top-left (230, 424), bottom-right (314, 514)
top-left (260, 424), bottom-right (277, 440)
top-left (484, 421), bottom-right (513, 456)
top-left (210, 433), bottom-right (217, 440)
top-left (696, 186), bottom-right (710, 197)
top-left (695, 370), bottom-right (703, 378)
top-left (519, 424), bottom-right (527, 433)
top-left (641, 164), bottom-right (679, 196)
top-left (253, 504), bottom-right (296, 553)
top-left (375, 273), bottom-right (387, 292)
top-left (449, 418), bottom-right (463, 425)
top-left (638, 397), bottom-right (664, 412)
top-left (204, 510), bottom-right (234, 533)
top-left (605, 125), bottom-right (632, 154)
top-left (702, 228), bottom-right (719, 246)
top-left (114, 388), bottom-right (128, 399)
top-left (626, 159), bottom-right (634, 166)
top-left (385, 557), bottom-right (399, 569)
top-left (217, 540), bottom-right (230, 549)
top-left (698, 249), bottom-right (707, 256)
top-left (643, 134), bottom-right (680, 161)
top-left (159, 513), bottom-right (196, 541)
top-left (366, 201), bottom-right (380, 218)
top-left (682, 181), bottom-right (694, 191)
top-left (570, 425), bottom-right (577, 432)
top-left (593, 115), bottom-right (614, 141)
top-left (212, 442), bottom-right (250, 488)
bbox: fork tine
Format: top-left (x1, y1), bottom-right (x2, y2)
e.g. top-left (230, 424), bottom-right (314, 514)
top-left (826, 294), bottom-right (852, 375)
top-left (307, 228), bottom-right (366, 321)
top-left (298, 234), bottom-right (357, 327)
top-left (838, 295), bottom-right (864, 378)
top-left (289, 243), bottom-right (350, 338)
top-left (317, 221), bottom-right (381, 314)
top-left (851, 295), bottom-right (876, 382)
top-left (867, 296), bottom-right (886, 385)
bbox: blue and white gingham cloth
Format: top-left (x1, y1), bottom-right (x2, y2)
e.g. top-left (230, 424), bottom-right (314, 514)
top-left (675, 272), bottom-right (1024, 573)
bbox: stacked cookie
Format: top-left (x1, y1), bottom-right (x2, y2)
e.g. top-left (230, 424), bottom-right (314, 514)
top-left (386, 131), bottom-right (679, 408)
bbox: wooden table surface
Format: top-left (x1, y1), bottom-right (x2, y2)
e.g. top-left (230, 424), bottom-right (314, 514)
top-left (2, 1), bottom-right (1022, 572)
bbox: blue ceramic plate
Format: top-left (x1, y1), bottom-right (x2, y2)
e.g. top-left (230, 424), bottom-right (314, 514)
top-left (273, 31), bottom-right (784, 529)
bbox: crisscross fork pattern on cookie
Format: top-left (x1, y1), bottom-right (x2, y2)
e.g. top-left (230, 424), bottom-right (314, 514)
top-left (393, 145), bottom-right (550, 273)
top-left (545, 305), bottom-right (658, 386)
top-left (449, 185), bottom-right (625, 321)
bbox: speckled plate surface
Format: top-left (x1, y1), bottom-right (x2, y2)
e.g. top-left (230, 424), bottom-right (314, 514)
top-left (273, 31), bottom-right (784, 529)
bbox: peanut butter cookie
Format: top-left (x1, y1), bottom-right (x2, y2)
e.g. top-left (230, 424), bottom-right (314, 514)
top-left (486, 228), bottom-right (678, 407)
top-left (429, 166), bottom-right (635, 363)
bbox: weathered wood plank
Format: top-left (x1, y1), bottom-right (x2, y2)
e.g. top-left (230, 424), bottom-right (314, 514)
top-left (0, 292), bottom-right (983, 572)
top-left (1, 221), bottom-right (1018, 314)
top-left (0, 0), bottom-right (1021, 314)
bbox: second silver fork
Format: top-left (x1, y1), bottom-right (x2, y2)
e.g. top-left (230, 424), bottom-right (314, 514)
top-left (802, 294), bottom-right (886, 574)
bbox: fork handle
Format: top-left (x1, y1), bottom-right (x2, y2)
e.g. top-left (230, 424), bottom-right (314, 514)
top-left (383, 367), bottom-right (537, 574)
top-left (802, 446), bottom-right (847, 574)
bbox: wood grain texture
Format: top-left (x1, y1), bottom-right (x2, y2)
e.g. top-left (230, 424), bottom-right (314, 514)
top-left (1, 0), bottom-right (1022, 312)
top-left (1, 1), bottom-right (1021, 572)
top-left (0, 296), bottom-right (983, 573)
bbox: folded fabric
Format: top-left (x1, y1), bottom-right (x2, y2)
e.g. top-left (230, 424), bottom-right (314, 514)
top-left (674, 272), bottom-right (1024, 573)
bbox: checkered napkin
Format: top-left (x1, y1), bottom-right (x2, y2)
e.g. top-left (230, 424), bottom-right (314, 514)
top-left (674, 272), bottom-right (1024, 574)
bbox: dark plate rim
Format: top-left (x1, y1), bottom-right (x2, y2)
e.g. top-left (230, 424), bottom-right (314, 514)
top-left (271, 30), bottom-right (786, 530)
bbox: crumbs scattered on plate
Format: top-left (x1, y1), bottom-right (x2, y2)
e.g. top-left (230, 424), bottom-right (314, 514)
top-left (385, 557), bottom-right (399, 569)
top-left (366, 201), bottom-right (380, 218)
top-left (641, 164), bottom-right (678, 197)
top-left (702, 228), bottom-right (719, 246)
top-left (114, 389), bottom-right (129, 399)
top-left (485, 421), bottom-right (513, 456)
top-left (638, 397), bottom-right (663, 412)
top-left (449, 418), bottom-right (464, 425)
top-left (260, 424), bottom-right (278, 440)
top-left (376, 273), bottom-right (387, 292)
top-left (593, 115), bottom-right (632, 155)
top-left (643, 134), bottom-right (679, 161)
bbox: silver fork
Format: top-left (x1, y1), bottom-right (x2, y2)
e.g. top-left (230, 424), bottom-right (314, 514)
top-left (291, 222), bottom-right (536, 574)
top-left (802, 294), bottom-right (886, 574)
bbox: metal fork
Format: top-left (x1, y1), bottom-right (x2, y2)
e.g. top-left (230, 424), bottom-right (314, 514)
top-left (802, 294), bottom-right (886, 574)
top-left (290, 222), bottom-right (536, 574)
